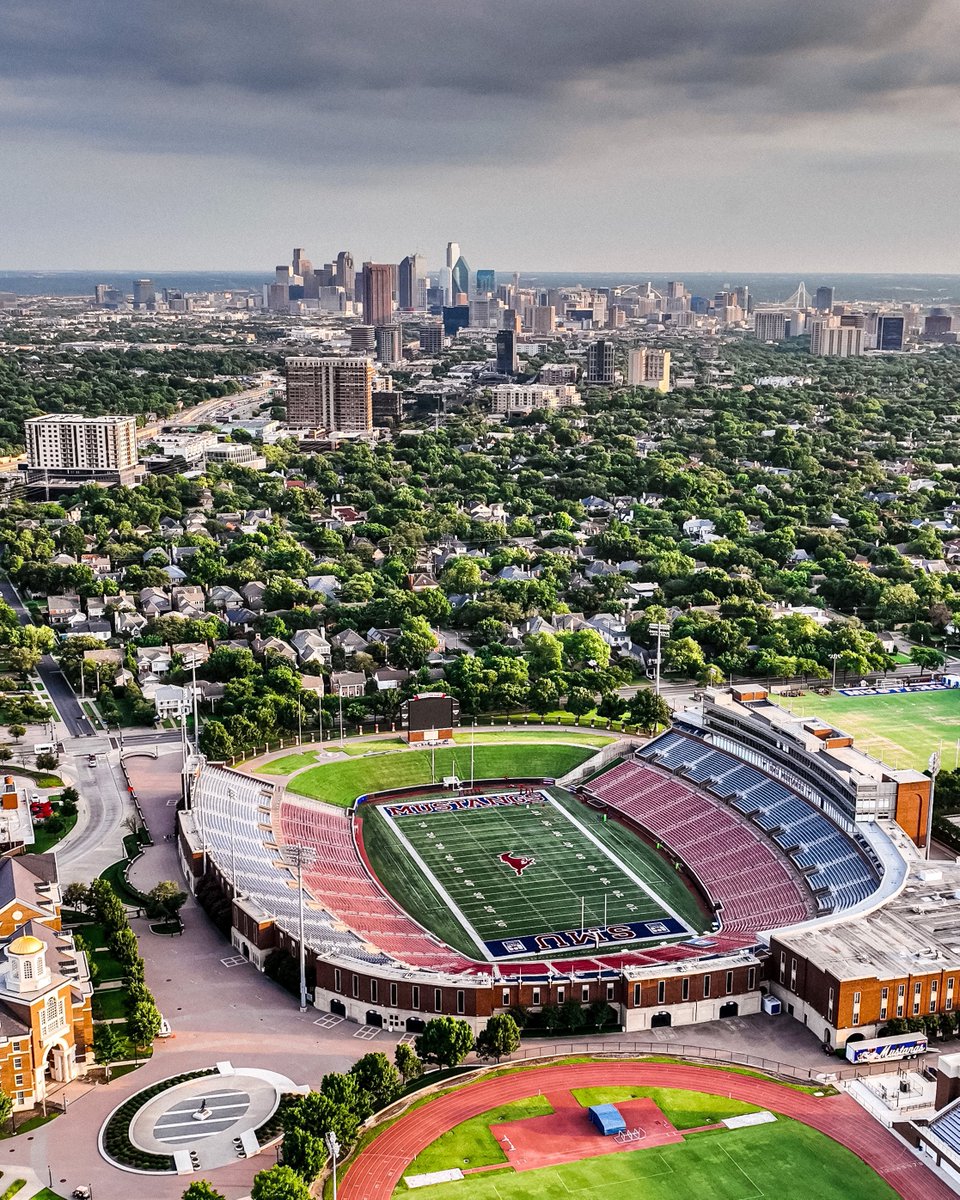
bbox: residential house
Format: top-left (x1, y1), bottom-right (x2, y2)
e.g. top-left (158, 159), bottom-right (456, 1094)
top-left (329, 671), bottom-right (365, 698)
top-left (241, 581), bottom-right (268, 611)
top-left (136, 646), bottom-right (173, 678)
top-left (172, 587), bottom-right (206, 613)
top-left (253, 636), bottom-right (297, 665)
top-left (207, 585), bottom-right (243, 611)
top-left (46, 596), bottom-right (80, 627)
top-left (372, 667), bottom-right (410, 691)
top-left (331, 629), bottom-right (370, 655)
top-left (113, 610), bottom-right (147, 638)
top-left (139, 588), bottom-right (171, 617)
top-left (152, 685), bottom-right (188, 719)
top-left (291, 629), bottom-right (332, 666)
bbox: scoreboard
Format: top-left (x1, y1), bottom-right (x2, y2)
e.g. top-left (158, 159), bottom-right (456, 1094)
top-left (400, 692), bottom-right (459, 743)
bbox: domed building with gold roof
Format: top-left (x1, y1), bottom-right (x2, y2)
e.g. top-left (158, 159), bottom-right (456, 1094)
top-left (0, 855), bottom-right (93, 1110)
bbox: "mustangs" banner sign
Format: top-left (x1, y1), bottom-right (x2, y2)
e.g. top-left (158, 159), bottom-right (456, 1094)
top-left (484, 916), bottom-right (687, 958)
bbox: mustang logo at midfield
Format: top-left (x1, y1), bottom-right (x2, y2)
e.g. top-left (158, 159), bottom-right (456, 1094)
top-left (499, 851), bottom-right (536, 877)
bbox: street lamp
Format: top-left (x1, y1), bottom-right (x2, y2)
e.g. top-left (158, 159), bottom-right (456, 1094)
top-left (280, 844), bottom-right (317, 1011)
top-left (926, 750), bottom-right (941, 861)
top-left (649, 622), bottom-right (670, 699)
top-left (828, 652), bottom-right (842, 690)
top-left (325, 1130), bottom-right (341, 1200)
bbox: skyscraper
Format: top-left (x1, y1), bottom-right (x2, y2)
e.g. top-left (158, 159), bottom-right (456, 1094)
top-left (476, 269), bottom-right (495, 296)
top-left (815, 286), bottom-right (835, 313)
top-left (420, 325), bottom-right (444, 355)
top-left (446, 241), bottom-right (460, 269)
top-left (586, 339), bottom-right (615, 384)
top-left (627, 348), bottom-right (671, 391)
top-left (284, 357), bottom-right (374, 432)
top-left (808, 317), bottom-right (864, 357)
top-left (375, 325), bottom-right (402, 365)
top-left (292, 248), bottom-right (312, 279)
top-left (24, 414), bottom-right (140, 489)
top-left (496, 329), bottom-right (518, 375)
top-left (336, 251), bottom-right (355, 299)
top-left (362, 263), bottom-right (395, 326)
top-left (753, 310), bottom-right (788, 342)
top-left (398, 254), bottom-right (426, 311)
top-left (132, 279), bottom-right (155, 310)
top-left (451, 256), bottom-right (470, 302)
top-left (876, 315), bottom-right (905, 352)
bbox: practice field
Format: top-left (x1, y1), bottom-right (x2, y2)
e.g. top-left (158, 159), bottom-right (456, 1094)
top-left (363, 789), bottom-right (694, 959)
top-left (286, 743), bottom-right (596, 807)
top-left (394, 1115), bottom-right (896, 1200)
top-left (773, 687), bottom-right (960, 772)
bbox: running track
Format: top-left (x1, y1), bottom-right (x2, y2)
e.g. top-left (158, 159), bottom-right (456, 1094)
top-left (340, 1060), bottom-right (952, 1200)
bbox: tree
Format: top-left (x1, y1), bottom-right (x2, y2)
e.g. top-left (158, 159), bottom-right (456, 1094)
top-left (391, 615), bottom-right (437, 669)
top-left (910, 645), bottom-right (945, 670)
top-left (476, 1013), bottom-right (521, 1062)
top-left (94, 1024), bottom-right (124, 1066)
top-left (395, 1042), bottom-right (423, 1084)
top-left (146, 880), bottom-right (188, 919)
top-left (525, 631), bottom-right (563, 679)
top-left (559, 629), bottom-right (610, 671)
top-left (182, 1184), bottom-right (226, 1200)
top-left (283, 1089), bottom-right (359, 1152)
top-left (199, 720), bottom-right (235, 760)
top-left (350, 1051), bottom-right (402, 1110)
top-left (280, 1127), bottom-right (326, 1182)
top-left (8, 725), bottom-right (25, 744)
top-left (250, 1165), bottom-right (311, 1200)
top-left (415, 1016), bottom-right (475, 1068)
top-left (36, 751), bottom-right (59, 770)
top-left (558, 999), bottom-right (586, 1032)
top-left (588, 1000), bottom-right (617, 1031)
top-left (0, 1090), bottom-right (12, 1134)
top-left (0, 748), bottom-right (10, 765)
top-left (128, 1000), bottom-right (163, 1047)
top-left (662, 636), bottom-right (706, 678)
top-left (565, 686), bottom-right (595, 718)
top-left (630, 689), bottom-right (671, 734)
top-left (63, 881), bottom-right (92, 911)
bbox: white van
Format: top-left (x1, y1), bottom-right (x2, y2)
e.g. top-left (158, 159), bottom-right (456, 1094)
top-left (33, 742), bottom-right (55, 754)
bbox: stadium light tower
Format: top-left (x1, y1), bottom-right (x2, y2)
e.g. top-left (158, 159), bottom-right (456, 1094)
top-left (650, 623), bottom-right (670, 697)
top-left (281, 843), bottom-right (317, 1011)
top-left (325, 1130), bottom-right (341, 1200)
top-left (829, 652), bottom-right (842, 690)
top-left (926, 750), bottom-right (941, 861)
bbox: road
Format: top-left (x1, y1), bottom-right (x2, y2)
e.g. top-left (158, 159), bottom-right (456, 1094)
top-left (137, 373), bottom-right (278, 440)
top-left (0, 578), bottom-right (92, 738)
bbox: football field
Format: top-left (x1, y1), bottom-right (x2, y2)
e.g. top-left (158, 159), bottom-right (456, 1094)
top-left (368, 791), bottom-right (692, 959)
top-left (772, 686), bottom-right (960, 772)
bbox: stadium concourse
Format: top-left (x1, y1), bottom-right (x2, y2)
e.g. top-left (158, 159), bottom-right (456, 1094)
top-left (177, 682), bottom-right (940, 1038)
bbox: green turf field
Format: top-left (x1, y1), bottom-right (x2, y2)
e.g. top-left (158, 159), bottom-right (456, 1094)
top-left (394, 1115), bottom-right (896, 1200)
top-left (365, 789), bottom-right (692, 958)
top-left (406, 1096), bottom-right (555, 1176)
top-left (570, 1086), bottom-right (759, 1129)
top-left (286, 743), bottom-right (596, 807)
top-left (773, 687), bottom-right (960, 772)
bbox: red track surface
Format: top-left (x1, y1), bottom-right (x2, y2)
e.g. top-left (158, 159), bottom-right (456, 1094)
top-left (340, 1061), bottom-right (951, 1200)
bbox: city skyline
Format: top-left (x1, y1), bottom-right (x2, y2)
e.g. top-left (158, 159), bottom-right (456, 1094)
top-left (3, 0), bottom-right (959, 273)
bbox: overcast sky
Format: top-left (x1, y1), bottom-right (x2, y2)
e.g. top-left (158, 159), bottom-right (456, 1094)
top-left (3, 0), bottom-right (959, 273)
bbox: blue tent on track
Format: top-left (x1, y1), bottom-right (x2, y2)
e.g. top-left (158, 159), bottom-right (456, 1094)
top-left (588, 1103), bottom-right (626, 1136)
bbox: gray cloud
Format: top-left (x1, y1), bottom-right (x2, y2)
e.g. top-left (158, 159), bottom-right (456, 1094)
top-left (0, 0), bottom-right (957, 270)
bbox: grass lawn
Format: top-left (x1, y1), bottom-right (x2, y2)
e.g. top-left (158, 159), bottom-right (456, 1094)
top-left (255, 749), bottom-right (325, 775)
top-left (287, 744), bottom-right (597, 808)
top-left (570, 1085), bottom-right (759, 1129)
top-left (406, 1097), bottom-right (554, 1175)
top-left (451, 730), bottom-right (617, 749)
top-left (69, 921), bottom-right (128, 982)
top-left (772, 687), bottom-right (960, 771)
top-left (31, 808), bottom-right (78, 855)
top-left (338, 739), bottom-right (407, 756)
top-left (92, 987), bottom-right (129, 1020)
top-left (394, 1117), bottom-right (896, 1200)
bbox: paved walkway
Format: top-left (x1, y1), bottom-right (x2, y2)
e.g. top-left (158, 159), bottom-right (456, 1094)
top-left (341, 1060), bottom-right (951, 1200)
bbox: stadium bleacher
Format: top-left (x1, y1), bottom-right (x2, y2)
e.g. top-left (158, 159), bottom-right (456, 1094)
top-left (630, 730), bottom-right (881, 912)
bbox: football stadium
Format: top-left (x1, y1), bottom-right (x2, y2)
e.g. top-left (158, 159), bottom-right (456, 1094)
top-left (178, 682), bottom-right (960, 1052)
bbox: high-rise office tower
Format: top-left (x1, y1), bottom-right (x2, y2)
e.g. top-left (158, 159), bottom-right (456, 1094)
top-left (876, 315), bottom-right (905, 352)
top-left (586, 339), bottom-right (615, 384)
top-left (349, 326), bottom-right (376, 352)
top-left (626, 348), bottom-right (671, 391)
top-left (496, 329), bottom-right (518, 375)
top-left (734, 285), bottom-right (750, 311)
top-left (398, 254), bottom-right (426, 310)
top-left (419, 325), bottom-right (444, 355)
top-left (446, 241), bottom-right (460, 269)
top-left (375, 325), bottom-right (402, 365)
top-left (815, 286), bottom-right (835, 313)
top-left (336, 251), bottom-right (355, 299)
top-left (451, 256), bottom-right (470, 301)
top-left (476, 269), bottom-right (495, 296)
top-left (808, 317), bottom-right (864, 357)
top-left (284, 357), bottom-right (374, 432)
top-left (753, 310), bottom-right (788, 342)
top-left (292, 248), bottom-right (312, 279)
top-left (132, 279), bottom-right (155, 310)
top-left (666, 281), bottom-right (685, 300)
top-left (362, 263), bottom-right (395, 326)
top-left (25, 414), bottom-right (140, 489)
